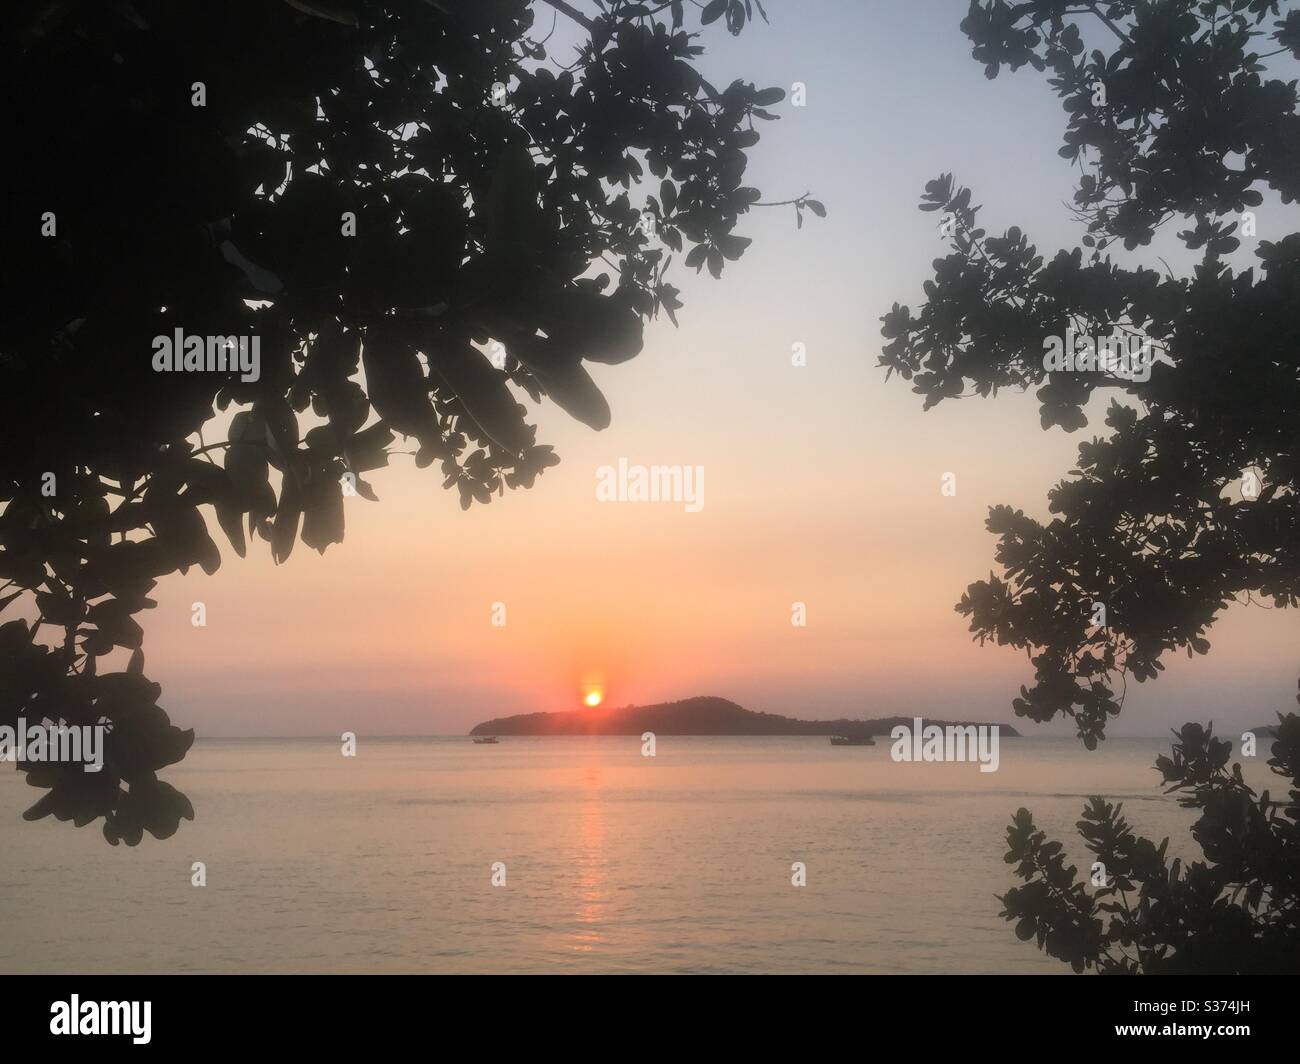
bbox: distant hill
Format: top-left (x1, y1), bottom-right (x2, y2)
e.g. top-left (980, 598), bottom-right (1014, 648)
top-left (469, 696), bottom-right (1020, 737)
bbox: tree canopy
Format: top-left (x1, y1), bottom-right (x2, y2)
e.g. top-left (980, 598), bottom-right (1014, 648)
top-left (885, 0), bottom-right (1300, 973)
top-left (0, 0), bottom-right (809, 843)
top-left (883, 0), bottom-right (1300, 747)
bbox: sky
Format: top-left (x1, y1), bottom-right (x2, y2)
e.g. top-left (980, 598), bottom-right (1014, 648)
top-left (138, 0), bottom-right (1298, 737)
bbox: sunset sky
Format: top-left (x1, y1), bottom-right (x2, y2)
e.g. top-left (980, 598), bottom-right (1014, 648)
top-left (141, 0), bottom-right (1298, 737)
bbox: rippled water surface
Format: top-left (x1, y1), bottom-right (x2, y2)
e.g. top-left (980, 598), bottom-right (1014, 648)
top-left (0, 735), bottom-right (1264, 973)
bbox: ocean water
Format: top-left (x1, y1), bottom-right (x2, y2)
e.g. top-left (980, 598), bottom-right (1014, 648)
top-left (0, 735), bottom-right (1273, 974)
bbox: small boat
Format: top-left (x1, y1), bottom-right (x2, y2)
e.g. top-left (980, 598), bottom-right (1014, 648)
top-left (830, 735), bottom-right (875, 746)
top-left (472, 736), bottom-right (500, 744)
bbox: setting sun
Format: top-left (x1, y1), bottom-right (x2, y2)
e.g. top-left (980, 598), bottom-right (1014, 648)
top-left (584, 691), bottom-right (603, 707)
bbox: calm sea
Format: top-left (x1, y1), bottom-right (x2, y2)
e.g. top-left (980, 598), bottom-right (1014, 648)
top-left (0, 735), bottom-right (1269, 974)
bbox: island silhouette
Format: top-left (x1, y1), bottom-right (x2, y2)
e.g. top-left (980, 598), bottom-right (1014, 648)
top-left (469, 696), bottom-right (1020, 738)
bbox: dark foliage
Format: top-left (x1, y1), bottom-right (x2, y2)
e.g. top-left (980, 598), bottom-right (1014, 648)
top-left (883, 0), bottom-right (1300, 746)
top-left (1000, 690), bottom-right (1300, 972)
top-left (887, 0), bottom-right (1300, 972)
